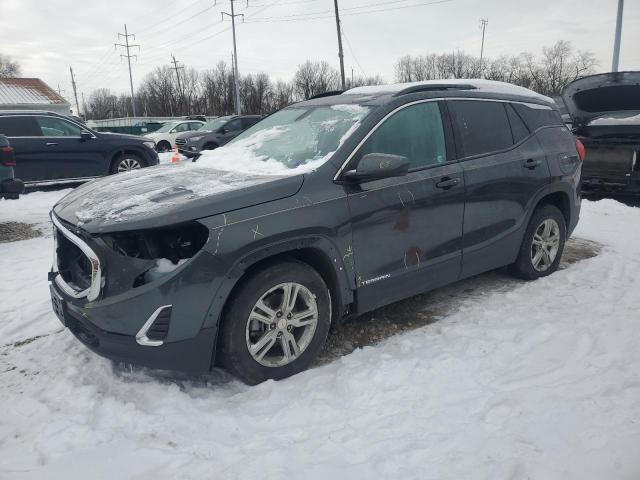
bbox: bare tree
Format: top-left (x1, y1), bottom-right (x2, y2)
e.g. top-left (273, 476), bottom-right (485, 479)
top-left (0, 54), bottom-right (21, 77)
top-left (293, 60), bottom-right (340, 99)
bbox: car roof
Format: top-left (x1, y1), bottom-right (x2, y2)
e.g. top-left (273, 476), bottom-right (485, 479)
top-left (296, 79), bottom-right (555, 109)
top-left (0, 110), bottom-right (65, 116)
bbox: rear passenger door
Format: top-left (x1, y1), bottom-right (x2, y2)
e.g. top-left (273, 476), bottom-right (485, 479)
top-left (346, 101), bottom-right (465, 312)
top-left (448, 100), bottom-right (550, 278)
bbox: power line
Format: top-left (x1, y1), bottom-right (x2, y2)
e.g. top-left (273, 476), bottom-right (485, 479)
top-left (115, 24), bottom-right (140, 116)
top-left (341, 25), bottom-right (366, 77)
top-left (245, 0), bottom-right (453, 22)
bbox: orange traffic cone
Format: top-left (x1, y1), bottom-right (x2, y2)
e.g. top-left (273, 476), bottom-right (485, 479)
top-left (171, 147), bottom-right (181, 163)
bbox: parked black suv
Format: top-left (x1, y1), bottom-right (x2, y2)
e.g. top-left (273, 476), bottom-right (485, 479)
top-left (175, 115), bottom-right (262, 157)
top-left (562, 71), bottom-right (640, 194)
top-left (0, 111), bottom-right (159, 186)
top-left (49, 80), bottom-right (581, 384)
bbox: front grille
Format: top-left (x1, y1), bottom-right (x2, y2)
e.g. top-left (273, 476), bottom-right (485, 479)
top-left (56, 229), bottom-right (92, 291)
top-left (175, 138), bottom-right (187, 147)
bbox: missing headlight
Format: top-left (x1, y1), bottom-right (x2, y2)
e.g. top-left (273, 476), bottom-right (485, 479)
top-left (103, 222), bottom-right (209, 263)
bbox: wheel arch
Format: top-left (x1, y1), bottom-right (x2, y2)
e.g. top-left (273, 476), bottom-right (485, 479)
top-left (208, 237), bottom-right (354, 366)
top-left (531, 187), bottom-right (572, 230)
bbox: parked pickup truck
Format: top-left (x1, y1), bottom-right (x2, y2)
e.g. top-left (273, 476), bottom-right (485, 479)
top-left (0, 134), bottom-right (24, 200)
top-left (563, 71), bottom-right (640, 194)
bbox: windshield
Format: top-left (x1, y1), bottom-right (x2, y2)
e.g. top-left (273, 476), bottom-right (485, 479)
top-left (155, 121), bottom-right (178, 133)
top-left (200, 118), bottom-right (230, 132)
top-left (197, 104), bottom-right (370, 175)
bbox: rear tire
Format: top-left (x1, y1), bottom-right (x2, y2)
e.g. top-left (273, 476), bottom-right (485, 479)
top-left (219, 261), bottom-right (331, 385)
top-left (509, 204), bottom-right (566, 280)
top-left (110, 153), bottom-right (145, 174)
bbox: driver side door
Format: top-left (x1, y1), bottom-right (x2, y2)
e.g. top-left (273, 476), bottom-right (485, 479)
top-left (344, 101), bottom-right (465, 312)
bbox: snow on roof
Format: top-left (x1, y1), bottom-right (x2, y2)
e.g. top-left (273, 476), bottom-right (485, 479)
top-left (344, 79), bottom-right (554, 104)
top-left (0, 78), bottom-right (69, 106)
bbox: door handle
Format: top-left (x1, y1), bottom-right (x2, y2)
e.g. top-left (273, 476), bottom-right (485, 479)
top-left (46, 142), bottom-right (58, 147)
top-left (435, 177), bottom-right (460, 189)
top-left (523, 158), bottom-right (541, 169)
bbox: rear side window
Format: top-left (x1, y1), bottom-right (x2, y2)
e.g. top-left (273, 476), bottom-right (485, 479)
top-left (358, 102), bottom-right (447, 169)
top-left (512, 103), bottom-right (563, 131)
top-left (0, 116), bottom-right (42, 137)
top-left (505, 104), bottom-right (530, 143)
top-left (449, 100), bottom-right (512, 157)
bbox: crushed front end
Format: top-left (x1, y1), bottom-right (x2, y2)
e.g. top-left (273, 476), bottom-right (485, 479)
top-left (49, 214), bottom-right (223, 372)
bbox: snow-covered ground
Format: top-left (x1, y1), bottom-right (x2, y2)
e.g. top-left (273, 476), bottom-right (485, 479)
top-left (1, 191), bottom-right (640, 479)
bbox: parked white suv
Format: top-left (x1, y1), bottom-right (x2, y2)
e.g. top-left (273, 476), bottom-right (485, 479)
top-left (144, 120), bottom-right (205, 152)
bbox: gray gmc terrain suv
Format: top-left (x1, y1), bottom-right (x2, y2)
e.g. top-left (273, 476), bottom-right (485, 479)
top-left (49, 80), bottom-right (582, 384)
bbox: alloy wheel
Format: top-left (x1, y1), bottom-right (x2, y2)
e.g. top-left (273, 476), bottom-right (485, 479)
top-left (117, 157), bottom-right (142, 172)
top-left (245, 282), bottom-right (318, 367)
top-left (531, 218), bottom-right (560, 272)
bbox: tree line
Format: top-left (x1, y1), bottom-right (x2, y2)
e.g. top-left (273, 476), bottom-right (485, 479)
top-left (2, 40), bottom-right (598, 120)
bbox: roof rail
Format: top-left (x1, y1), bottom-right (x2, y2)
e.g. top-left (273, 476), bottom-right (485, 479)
top-left (308, 90), bottom-right (344, 99)
top-left (393, 83), bottom-right (477, 97)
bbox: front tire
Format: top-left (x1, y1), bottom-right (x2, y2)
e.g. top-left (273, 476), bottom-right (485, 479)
top-left (219, 261), bottom-right (331, 385)
top-left (509, 204), bottom-right (566, 280)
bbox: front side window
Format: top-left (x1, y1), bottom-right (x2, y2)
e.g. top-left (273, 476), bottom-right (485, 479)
top-left (357, 102), bottom-right (447, 169)
top-left (36, 116), bottom-right (82, 137)
top-left (449, 100), bottom-right (513, 157)
top-left (225, 119), bottom-right (243, 132)
top-left (0, 116), bottom-right (43, 137)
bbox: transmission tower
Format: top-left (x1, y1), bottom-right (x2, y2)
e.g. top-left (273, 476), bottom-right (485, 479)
top-left (115, 24), bottom-right (140, 117)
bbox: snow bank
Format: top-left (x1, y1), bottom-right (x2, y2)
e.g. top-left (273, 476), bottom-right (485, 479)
top-left (2, 194), bottom-right (640, 479)
top-left (345, 78), bottom-right (554, 104)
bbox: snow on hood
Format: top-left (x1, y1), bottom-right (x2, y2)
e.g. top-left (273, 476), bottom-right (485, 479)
top-left (53, 163), bottom-right (302, 233)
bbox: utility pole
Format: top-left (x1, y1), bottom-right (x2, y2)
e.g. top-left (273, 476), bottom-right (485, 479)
top-left (115, 24), bottom-right (140, 117)
top-left (222, 1), bottom-right (245, 115)
top-left (57, 84), bottom-right (65, 96)
top-left (81, 92), bottom-right (87, 120)
top-left (333, 0), bottom-right (346, 90)
top-left (479, 18), bottom-right (488, 77)
top-left (69, 66), bottom-right (81, 117)
top-left (611, 0), bottom-right (624, 72)
top-left (171, 54), bottom-right (185, 114)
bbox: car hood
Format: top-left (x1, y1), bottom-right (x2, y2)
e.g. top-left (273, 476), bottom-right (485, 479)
top-left (52, 163), bottom-right (304, 234)
top-left (100, 131), bottom-right (148, 142)
top-left (562, 71), bottom-right (640, 126)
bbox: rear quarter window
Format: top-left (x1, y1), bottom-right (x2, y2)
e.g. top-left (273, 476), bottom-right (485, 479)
top-left (512, 103), bottom-right (563, 131)
top-left (449, 100), bottom-right (513, 157)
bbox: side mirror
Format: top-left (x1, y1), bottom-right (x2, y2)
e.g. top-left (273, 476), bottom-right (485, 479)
top-left (342, 153), bottom-right (410, 182)
top-left (80, 130), bottom-right (93, 141)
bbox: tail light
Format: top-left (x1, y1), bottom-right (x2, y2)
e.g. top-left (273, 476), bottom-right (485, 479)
top-left (575, 138), bottom-right (586, 162)
top-left (1, 146), bottom-right (16, 167)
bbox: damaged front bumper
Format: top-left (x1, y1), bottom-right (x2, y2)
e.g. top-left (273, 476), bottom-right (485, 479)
top-left (49, 214), bottom-right (224, 373)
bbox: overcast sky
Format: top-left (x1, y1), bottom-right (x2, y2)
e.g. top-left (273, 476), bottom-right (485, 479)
top-left (1, 0), bottom-right (639, 104)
